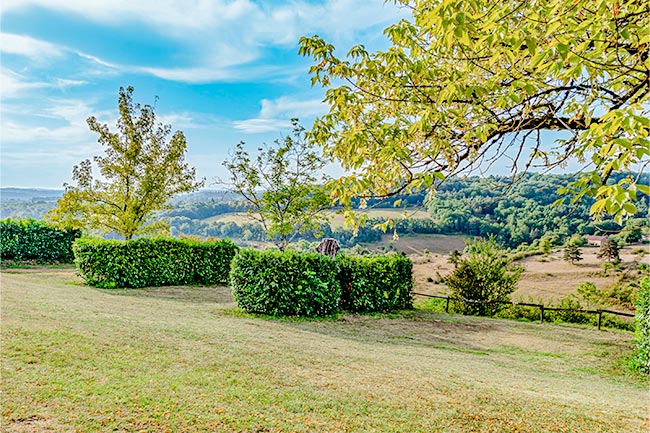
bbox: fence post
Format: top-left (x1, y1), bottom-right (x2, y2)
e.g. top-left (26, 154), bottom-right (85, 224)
top-left (597, 310), bottom-right (602, 330)
top-left (539, 305), bottom-right (544, 323)
top-left (445, 297), bottom-right (450, 313)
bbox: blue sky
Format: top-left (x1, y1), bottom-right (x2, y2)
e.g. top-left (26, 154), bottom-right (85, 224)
top-left (1, 0), bottom-right (407, 188)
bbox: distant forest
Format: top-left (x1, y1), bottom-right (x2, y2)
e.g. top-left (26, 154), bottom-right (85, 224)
top-left (2, 172), bottom-right (647, 248)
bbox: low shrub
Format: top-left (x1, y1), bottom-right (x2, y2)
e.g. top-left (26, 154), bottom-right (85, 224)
top-left (230, 249), bottom-right (340, 317)
top-left (0, 219), bottom-right (81, 263)
top-left (632, 277), bottom-right (650, 374)
top-left (336, 253), bottom-right (413, 313)
top-left (73, 237), bottom-right (238, 288)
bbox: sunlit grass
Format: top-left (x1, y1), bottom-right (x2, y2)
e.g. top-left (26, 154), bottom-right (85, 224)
top-left (2, 267), bottom-right (648, 432)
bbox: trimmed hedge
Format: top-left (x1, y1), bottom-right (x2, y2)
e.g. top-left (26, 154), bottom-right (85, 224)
top-left (632, 277), bottom-right (650, 374)
top-left (73, 237), bottom-right (238, 288)
top-left (0, 219), bottom-right (81, 263)
top-left (336, 253), bottom-right (413, 313)
top-left (230, 249), bottom-right (340, 317)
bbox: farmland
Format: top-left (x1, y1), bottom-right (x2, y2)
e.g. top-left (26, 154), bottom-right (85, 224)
top-left (2, 267), bottom-right (648, 432)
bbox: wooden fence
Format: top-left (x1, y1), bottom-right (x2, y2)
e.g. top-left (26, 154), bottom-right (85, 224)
top-left (412, 292), bottom-right (635, 330)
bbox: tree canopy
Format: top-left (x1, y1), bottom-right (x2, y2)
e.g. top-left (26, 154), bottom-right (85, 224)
top-left (299, 0), bottom-right (649, 223)
top-left (47, 86), bottom-right (204, 239)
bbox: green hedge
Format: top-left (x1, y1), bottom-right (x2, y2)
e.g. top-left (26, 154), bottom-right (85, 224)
top-left (0, 219), bottom-right (81, 263)
top-left (336, 253), bottom-right (413, 313)
top-left (632, 277), bottom-right (650, 374)
top-left (73, 237), bottom-right (238, 288)
top-left (230, 249), bottom-right (340, 317)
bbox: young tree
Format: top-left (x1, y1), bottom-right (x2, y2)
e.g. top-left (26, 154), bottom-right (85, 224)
top-left (563, 244), bottom-right (583, 265)
top-left (597, 238), bottom-right (621, 264)
top-left (47, 87), bottom-right (204, 239)
top-left (299, 0), bottom-right (649, 223)
top-left (223, 119), bottom-right (330, 251)
top-left (444, 237), bottom-right (523, 316)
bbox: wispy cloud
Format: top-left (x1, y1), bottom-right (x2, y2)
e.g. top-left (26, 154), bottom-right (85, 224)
top-left (1, 1), bottom-right (405, 84)
top-left (0, 33), bottom-right (64, 59)
top-left (233, 96), bottom-right (326, 133)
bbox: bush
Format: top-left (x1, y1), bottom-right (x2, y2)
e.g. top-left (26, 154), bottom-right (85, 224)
top-left (336, 253), bottom-right (413, 313)
top-left (0, 219), bottom-right (81, 263)
top-left (632, 277), bottom-right (650, 374)
top-left (445, 238), bottom-right (522, 316)
top-left (73, 237), bottom-right (238, 288)
top-left (230, 249), bottom-right (340, 317)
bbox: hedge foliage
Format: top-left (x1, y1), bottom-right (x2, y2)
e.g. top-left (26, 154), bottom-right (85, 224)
top-left (0, 218), bottom-right (81, 263)
top-left (633, 277), bottom-right (650, 374)
top-left (73, 237), bottom-right (238, 288)
top-left (336, 253), bottom-right (413, 313)
top-left (230, 250), bottom-right (413, 317)
top-left (230, 249), bottom-right (340, 317)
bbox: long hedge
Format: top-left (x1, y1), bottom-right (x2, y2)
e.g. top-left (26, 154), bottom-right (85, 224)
top-left (230, 249), bottom-right (340, 317)
top-left (0, 218), bottom-right (81, 263)
top-left (336, 253), bottom-right (413, 313)
top-left (73, 237), bottom-right (238, 288)
top-left (230, 249), bottom-right (413, 317)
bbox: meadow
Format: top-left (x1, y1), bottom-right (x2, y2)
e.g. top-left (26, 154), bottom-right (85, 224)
top-left (2, 267), bottom-right (648, 432)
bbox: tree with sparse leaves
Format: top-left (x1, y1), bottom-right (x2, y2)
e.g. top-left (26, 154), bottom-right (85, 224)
top-left (299, 0), bottom-right (649, 224)
top-left (597, 238), bottom-right (621, 264)
top-left (223, 119), bottom-right (331, 252)
top-left (563, 244), bottom-right (583, 265)
top-left (47, 87), bottom-right (204, 239)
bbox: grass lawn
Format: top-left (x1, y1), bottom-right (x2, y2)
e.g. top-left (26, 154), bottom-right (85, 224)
top-left (1, 267), bottom-right (648, 432)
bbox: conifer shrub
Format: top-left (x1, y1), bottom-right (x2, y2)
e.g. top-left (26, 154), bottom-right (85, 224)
top-left (73, 237), bottom-right (238, 288)
top-left (336, 253), bottom-right (413, 313)
top-left (0, 219), bottom-right (81, 263)
top-left (230, 249), bottom-right (340, 317)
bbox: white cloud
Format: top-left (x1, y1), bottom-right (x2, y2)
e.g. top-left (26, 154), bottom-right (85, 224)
top-left (0, 69), bottom-right (50, 97)
top-left (233, 118), bottom-right (293, 133)
top-left (1, 1), bottom-right (406, 83)
top-left (0, 33), bottom-right (63, 59)
top-left (233, 96), bottom-right (326, 133)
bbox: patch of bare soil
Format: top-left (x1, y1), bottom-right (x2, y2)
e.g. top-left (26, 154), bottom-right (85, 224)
top-left (411, 244), bottom-right (649, 310)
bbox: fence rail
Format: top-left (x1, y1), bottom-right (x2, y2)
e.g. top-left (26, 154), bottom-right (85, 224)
top-left (412, 292), bottom-right (635, 330)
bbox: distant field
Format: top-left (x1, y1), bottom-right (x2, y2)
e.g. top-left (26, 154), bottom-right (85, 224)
top-left (202, 208), bottom-right (433, 228)
top-left (412, 245), bottom-right (649, 310)
top-left (2, 267), bottom-right (648, 432)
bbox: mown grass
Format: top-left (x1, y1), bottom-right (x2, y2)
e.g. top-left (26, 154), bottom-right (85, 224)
top-left (2, 267), bottom-right (649, 432)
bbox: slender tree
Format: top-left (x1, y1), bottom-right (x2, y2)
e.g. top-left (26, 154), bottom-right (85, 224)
top-left (597, 238), bottom-right (621, 264)
top-left (223, 119), bottom-right (330, 251)
top-left (47, 86), bottom-right (204, 239)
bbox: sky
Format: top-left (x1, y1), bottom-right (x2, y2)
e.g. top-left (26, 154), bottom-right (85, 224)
top-left (0, 0), bottom-right (409, 189)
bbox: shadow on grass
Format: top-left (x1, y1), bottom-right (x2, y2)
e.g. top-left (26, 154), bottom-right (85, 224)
top-left (97, 285), bottom-right (234, 304)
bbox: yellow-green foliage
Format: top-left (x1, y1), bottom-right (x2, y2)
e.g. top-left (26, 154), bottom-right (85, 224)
top-left (73, 237), bottom-right (238, 288)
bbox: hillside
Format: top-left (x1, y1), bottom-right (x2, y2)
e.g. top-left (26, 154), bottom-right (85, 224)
top-left (2, 267), bottom-right (648, 432)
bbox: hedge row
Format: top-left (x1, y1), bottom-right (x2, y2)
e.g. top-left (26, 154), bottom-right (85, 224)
top-left (230, 250), bottom-right (413, 317)
top-left (336, 254), bottom-right (413, 313)
top-left (74, 237), bottom-right (238, 288)
top-left (230, 250), bottom-right (340, 317)
top-left (0, 219), bottom-right (81, 263)
top-left (633, 277), bottom-right (650, 374)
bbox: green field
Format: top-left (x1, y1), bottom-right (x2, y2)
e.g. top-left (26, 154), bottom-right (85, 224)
top-left (203, 208), bottom-right (433, 228)
top-left (2, 267), bottom-right (648, 432)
